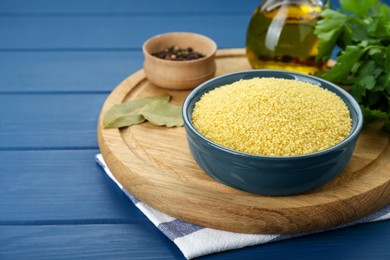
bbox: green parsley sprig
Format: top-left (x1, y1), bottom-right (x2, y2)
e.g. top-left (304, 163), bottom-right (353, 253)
top-left (315, 0), bottom-right (390, 132)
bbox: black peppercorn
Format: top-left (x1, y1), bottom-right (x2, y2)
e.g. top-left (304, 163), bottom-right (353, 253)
top-left (152, 46), bottom-right (205, 61)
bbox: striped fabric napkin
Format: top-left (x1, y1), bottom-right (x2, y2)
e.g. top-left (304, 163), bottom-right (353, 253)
top-left (96, 153), bottom-right (390, 259)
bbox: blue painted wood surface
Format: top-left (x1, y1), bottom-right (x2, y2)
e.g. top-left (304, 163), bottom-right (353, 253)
top-left (1, 0), bottom-right (390, 259)
top-left (0, 0), bottom-right (260, 14)
top-left (0, 51), bottom-right (142, 92)
top-left (0, 94), bottom-right (105, 149)
top-left (0, 15), bottom-right (250, 50)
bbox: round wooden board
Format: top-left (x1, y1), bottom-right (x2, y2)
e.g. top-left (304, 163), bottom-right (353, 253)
top-left (98, 49), bottom-right (390, 234)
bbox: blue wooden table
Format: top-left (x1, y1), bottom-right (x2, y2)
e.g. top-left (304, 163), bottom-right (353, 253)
top-left (1, 0), bottom-right (390, 259)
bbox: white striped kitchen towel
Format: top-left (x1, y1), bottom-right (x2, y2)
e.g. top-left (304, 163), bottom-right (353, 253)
top-left (96, 153), bottom-right (390, 259)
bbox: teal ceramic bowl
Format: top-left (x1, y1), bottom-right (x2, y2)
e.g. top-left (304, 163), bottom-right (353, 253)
top-left (182, 70), bottom-right (363, 196)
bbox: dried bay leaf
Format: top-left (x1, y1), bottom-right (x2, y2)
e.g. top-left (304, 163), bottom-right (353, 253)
top-left (103, 94), bottom-right (170, 128)
top-left (140, 100), bottom-right (183, 127)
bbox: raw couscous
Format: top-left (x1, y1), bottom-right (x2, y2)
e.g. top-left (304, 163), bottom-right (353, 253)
top-left (192, 77), bottom-right (352, 156)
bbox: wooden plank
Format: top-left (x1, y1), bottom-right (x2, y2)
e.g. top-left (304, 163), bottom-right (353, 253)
top-left (0, 0), bottom-right (259, 14)
top-left (0, 51), bottom-right (142, 93)
top-left (1, 222), bottom-right (390, 259)
top-left (0, 15), bottom-right (248, 50)
top-left (0, 224), bottom-right (183, 259)
top-left (0, 150), bottom-right (146, 222)
top-left (212, 221), bottom-right (390, 259)
top-left (0, 94), bottom-right (105, 149)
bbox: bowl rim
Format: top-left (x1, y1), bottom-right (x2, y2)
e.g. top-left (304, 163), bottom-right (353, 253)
top-left (142, 31), bottom-right (217, 64)
top-left (182, 69), bottom-right (364, 160)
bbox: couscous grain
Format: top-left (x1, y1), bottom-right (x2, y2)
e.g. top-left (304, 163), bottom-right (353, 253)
top-left (192, 77), bottom-right (352, 156)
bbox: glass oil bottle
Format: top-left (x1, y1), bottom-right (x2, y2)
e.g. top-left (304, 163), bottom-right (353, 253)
top-left (246, 0), bottom-right (327, 74)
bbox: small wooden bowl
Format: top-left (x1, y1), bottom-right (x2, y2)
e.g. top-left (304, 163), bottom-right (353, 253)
top-left (142, 32), bottom-right (217, 90)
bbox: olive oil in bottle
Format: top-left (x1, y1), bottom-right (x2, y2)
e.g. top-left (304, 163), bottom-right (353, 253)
top-left (246, 0), bottom-right (326, 74)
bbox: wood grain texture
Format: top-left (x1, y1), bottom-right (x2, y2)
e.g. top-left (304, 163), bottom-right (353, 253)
top-left (0, 94), bottom-right (106, 149)
top-left (205, 221), bottom-right (390, 260)
top-left (98, 49), bottom-right (390, 234)
top-left (0, 224), bottom-right (183, 259)
top-left (0, 51), bottom-right (142, 93)
top-left (2, 0), bottom-right (390, 259)
top-left (0, 0), bottom-right (259, 14)
top-left (0, 16), bottom-right (247, 50)
top-left (0, 150), bottom-right (145, 222)
top-left (1, 221), bottom-right (390, 260)
top-left (143, 32), bottom-right (217, 90)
